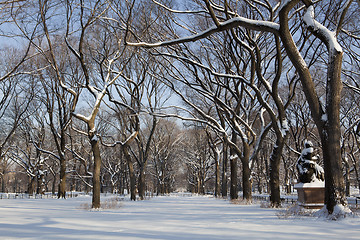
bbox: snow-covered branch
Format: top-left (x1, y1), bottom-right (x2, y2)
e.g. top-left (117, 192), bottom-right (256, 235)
top-left (303, 5), bottom-right (342, 54)
top-left (100, 130), bottom-right (139, 148)
top-left (126, 17), bottom-right (279, 48)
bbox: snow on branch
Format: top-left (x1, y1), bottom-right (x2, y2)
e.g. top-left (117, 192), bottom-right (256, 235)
top-left (303, 5), bottom-right (342, 53)
top-left (100, 130), bottom-right (139, 148)
top-left (343, 81), bottom-right (360, 95)
top-left (277, 118), bottom-right (289, 138)
top-left (126, 17), bottom-right (279, 48)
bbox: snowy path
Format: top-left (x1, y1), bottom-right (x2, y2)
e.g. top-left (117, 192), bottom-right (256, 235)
top-left (0, 194), bottom-right (359, 239)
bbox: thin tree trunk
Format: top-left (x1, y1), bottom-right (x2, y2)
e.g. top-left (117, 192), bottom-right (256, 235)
top-left (345, 161), bottom-right (350, 197)
top-left (229, 154), bottom-right (238, 199)
top-left (123, 146), bottom-right (136, 201)
top-left (36, 164), bottom-right (45, 195)
top-left (230, 133), bottom-right (238, 200)
top-left (90, 132), bottom-right (101, 209)
top-left (241, 144), bottom-right (252, 201)
top-left (199, 170), bottom-right (205, 194)
top-left (221, 143), bottom-right (228, 197)
top-left (138, 164), bottom-right (146, 200)
top-left (215, 151), bottom-right (220, 197)
top-left (269, 137), bottom-right (285, 207)
top-left (255, 157), bottom-right (262, 194)
top-left (1, 172), bottom-right (5, 193)
top-left (58, 156), bottom-right (67, 198)
top-left (52, 173), bottom-right (56, 195)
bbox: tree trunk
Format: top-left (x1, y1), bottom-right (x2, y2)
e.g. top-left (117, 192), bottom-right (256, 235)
top-left (138, 164), bottom-right (146, 200)
top-left (321, 50), bottom-right (347, 213)
top-left (264, 156), bottom-right (270, 194)
top-left (70, 163), bottom-right (77, 192)
top-left (221, 143), bottom-right (228, 197)
top-left (345, 163), bottom-right (350, 197)
top-left (28, 176), bottom-right (36, 195)
top-left (241, 145), bottom-right (252, 201)
top-left (90, 132), bottom-right (101, 209)
top-left (215, 150), bottom-right (221, 197)
top-left (36, 165), bottom-right (45, 195)
top-left (229, 155), bottom-right (238, 199)
top-left (322, 134), bottom-right (347, 212)
top-left (256, 157), bottom-right (263, 194)
top-left (229, 133), bottom-right (238, 200)
top-left (1, 172), bottom-right (5, 193)
top-left (58, 155), bottom-right (67, 198)
top-left (198, 171), bottom-right (205, 194)
top-left (123, 146), bottom-right (136, 201)
top-left (52, 174), bottom-right (56, 195)
top-left (269, 137), bottom-right (285, 207)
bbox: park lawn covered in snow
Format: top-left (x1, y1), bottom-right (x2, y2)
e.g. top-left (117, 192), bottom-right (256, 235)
top-left (0, 194), bottom-right (359, 240)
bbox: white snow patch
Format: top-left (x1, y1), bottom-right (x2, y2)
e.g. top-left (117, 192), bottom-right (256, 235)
top-left (321, 114), bottom-right (328, 122)
top-left (314, 204), bottom-right (353, 220)
top-left (294, 178), bottom-right (325, 188)
top-left (278, 119), bottom-right (289, 137)
top-left (1, 194), bottom-right (360, 239)
top-left (225, 17), bottom-right (280, 31)
top-left (229, 154), bottom-right (237, 160)
top-left (91, 134), bottom-right (99, 142)
top-left (301, 147), bottom-right (314, 156)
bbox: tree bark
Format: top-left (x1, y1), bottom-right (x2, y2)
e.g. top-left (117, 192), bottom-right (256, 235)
top-left (36, 164), bottom-right (45, 195)
top-left (229, 133), bottom-right (238, 200)
top-left (229, 155), bottom-right (238, 199)
top-left (1, 170), bottom-right (5, 193)
top-left (241, 144), bottom-right (252, 201)
top-left (345, 161), bottom-right (350, 197)
top-left (52, 174), bottom-right (56, 195)
top-left (221, 143), bottom-right (228, 197)
top-left (138, 165), bottom-right (146, 200)
top-left (123, 146), bottom-right (136, 201)
top-left (269, 137), bottom-right (285, 207)
top-left (215, 150), bottom-right (221, 197)
top-left (28, 176), bottom-right (36, 195)
top-left (58, 155), bottom-right (67, 198)
top-left (321, 50), bottom-right (347, 213)
top-left (89, 130), bottom-right (101, 209)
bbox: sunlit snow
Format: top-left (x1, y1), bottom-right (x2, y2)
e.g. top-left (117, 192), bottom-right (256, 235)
top-left (0, 194), bottom-right (359, 239)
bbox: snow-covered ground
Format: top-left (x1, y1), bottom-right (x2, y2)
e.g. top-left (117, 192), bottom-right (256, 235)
top-left (0, 194), bottom-right (359, 239)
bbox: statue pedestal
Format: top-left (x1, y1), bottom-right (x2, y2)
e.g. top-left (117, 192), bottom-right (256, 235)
top-left (294, 181), bottom-right (325, 209)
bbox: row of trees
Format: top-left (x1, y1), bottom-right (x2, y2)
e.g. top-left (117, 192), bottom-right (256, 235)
top-left (0, 0), bottom-right (359, 216)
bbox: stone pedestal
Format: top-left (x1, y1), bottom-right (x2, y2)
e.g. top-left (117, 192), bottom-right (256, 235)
top-left (294, 182), bottom-right (325, 209)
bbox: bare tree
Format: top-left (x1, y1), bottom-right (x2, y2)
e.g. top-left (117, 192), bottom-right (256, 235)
top-left (150, 119), bottom-right (182, 195)
top-left (61, 0), bottom-right (126, 208)
top-left (125, 0), bottom-right (358, 215)
top-left (0, 68), bottom-right (34, 192)
top-left (182, 126), bottom-right (213, 194)
top-left (34, 36), bottom-right (81, 198)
